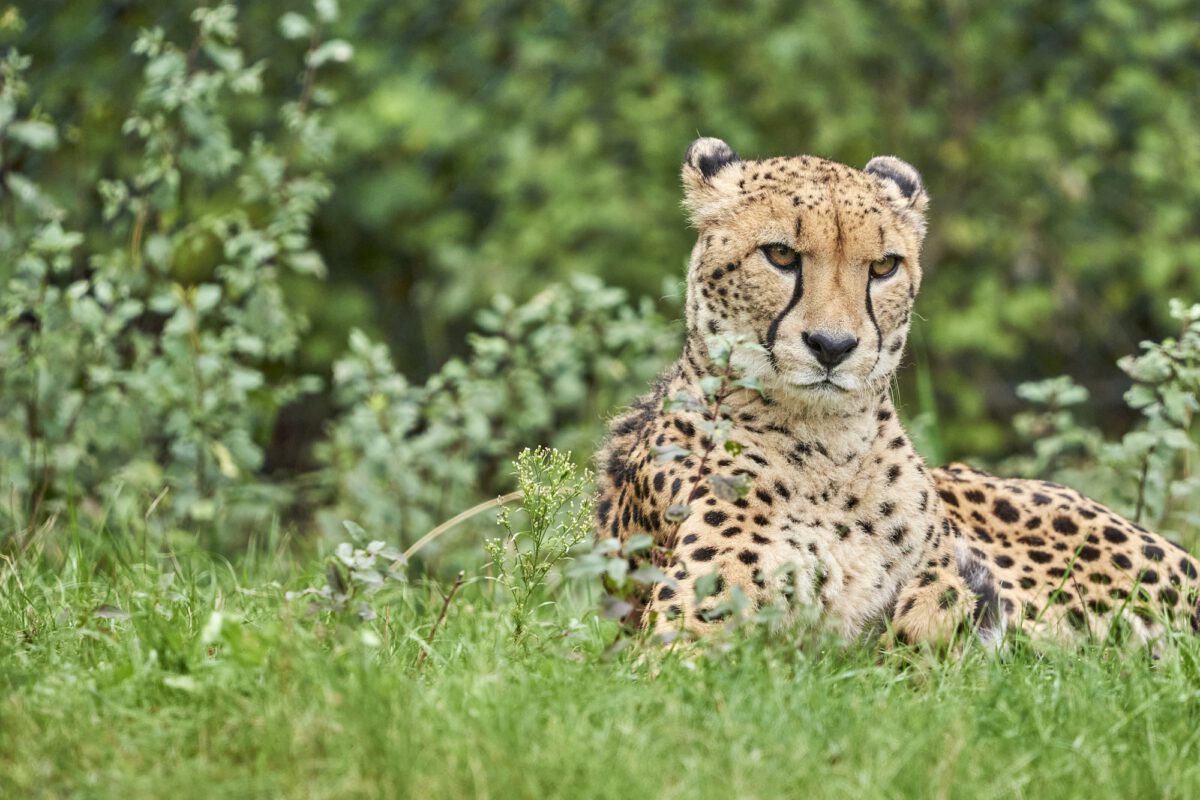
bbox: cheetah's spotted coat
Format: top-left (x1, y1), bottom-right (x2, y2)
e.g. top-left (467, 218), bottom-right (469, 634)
top-left (596, 138), bottom-right (1200, 646)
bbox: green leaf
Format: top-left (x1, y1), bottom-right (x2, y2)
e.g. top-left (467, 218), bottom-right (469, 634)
top-left (194, 284), bottom-right (222, 313)
top-left (1124, 384), bottom-right (1157, 410)
top-left (314, 0), bottom-right (340, 22)
top-left (278, 12), bottom-right (312, 39)
top-left (662, 391), bottom-right (706, 414)
top-left (709, 473), bottom-right (751, 502)
top-left (604, 558), bottom-right (629, 584)
top-left (566, 553), bottom-right (607, 579)
top-left (621, 533), bottom-right (654, 556)
top-left (601, 596), bottom-right (633, 619)
top-left (1121, 431), bottom-right (1158, 456)
top-left (1159, 429), bottom-right (1194, 451)
top-left (665, 503), bottom-right (692, 522)
top-left (628, 565), bottom-right (672, 585)
top-left (341, 520), bottom-right (367, 542)
top-left (651, 444), bottom-right (691, 463)
top-left (733, 375), bottom-right (764, 395)
top-left (7, 120), bottom-right (57, 150)
top-left (307, 39), bottom-right (354, 68)
top-left (694, 572), bottom-right (720, 602)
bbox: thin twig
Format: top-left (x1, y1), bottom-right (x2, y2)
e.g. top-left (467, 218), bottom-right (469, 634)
top-left (130, 205), bottom-right (147, 267)
top-left (1134, 453), bottom-right (1150, 524)
top-left (658, 355), bottom-right (737, 563)
top-left (416, 570), bottom-right (465, 670)
top-left (404, 491), bottom-right (523, 560)
top-left (296, 27), bottom-right (321, 116)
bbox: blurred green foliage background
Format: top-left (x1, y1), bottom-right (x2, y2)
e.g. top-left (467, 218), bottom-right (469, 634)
top-left (3, 0), bottom-right (1199, 549)
top-left (17, 0), bottom-right (1200, 456)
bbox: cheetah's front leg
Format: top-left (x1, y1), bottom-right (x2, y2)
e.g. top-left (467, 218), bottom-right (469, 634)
top-left (888, 528), bottom-right (1003, 648)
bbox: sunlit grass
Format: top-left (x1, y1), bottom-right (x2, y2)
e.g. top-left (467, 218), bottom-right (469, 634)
top-left (3, 525), bottom-right (1200, 800)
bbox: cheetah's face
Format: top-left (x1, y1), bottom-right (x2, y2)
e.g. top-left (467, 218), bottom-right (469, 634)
top-left (681, 138), bottom-right (930, 414)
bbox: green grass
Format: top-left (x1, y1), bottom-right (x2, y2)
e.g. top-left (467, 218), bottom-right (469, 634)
top-left (4, 531), bottom-right (1200, 800)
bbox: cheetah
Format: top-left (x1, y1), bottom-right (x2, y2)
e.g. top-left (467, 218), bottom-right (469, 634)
top-left (595, 137), bottom-right (1200, 647)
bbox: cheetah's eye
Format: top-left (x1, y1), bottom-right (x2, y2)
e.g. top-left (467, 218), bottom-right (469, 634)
top-left (869, 255), bottom-right (901, 280)
top-left (762, 243), bottom-right (800, 270)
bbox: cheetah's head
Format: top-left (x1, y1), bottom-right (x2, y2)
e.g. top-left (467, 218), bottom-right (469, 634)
top-left (681, 137), bottom-right (929, 414)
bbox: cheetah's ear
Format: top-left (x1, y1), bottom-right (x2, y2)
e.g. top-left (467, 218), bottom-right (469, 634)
top-left (864, 155), bottom-right (929, 237)
top-left (682, 137), bottom-right (743, 227)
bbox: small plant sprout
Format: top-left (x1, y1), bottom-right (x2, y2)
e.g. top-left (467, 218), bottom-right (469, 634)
top-left (657, 333), bottom-right (766, 529)
top-left (576, 333), bottom-right (770, 638)
top-left (285, 520), bottom-right (407, 621)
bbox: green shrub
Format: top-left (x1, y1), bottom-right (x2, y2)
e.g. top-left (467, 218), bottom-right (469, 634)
top-left (14, 0), bottom-right (1200, 458)
top-left (0, 4), bottom-right (346, 547)
top-left (318, 275), bottom-right (679, 550)
top-left (1005, 299), bottom-right (1200, 547)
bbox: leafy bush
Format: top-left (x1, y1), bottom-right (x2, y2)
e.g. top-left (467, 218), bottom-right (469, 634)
top-left (318, 275), bottom-right (678, 549)
top-left (13, 0), bottom-right (1200, 458)
top-left (1005, 299), bottom-right (1200, 546)
top-left (0, 4), bottom-right (346, 546)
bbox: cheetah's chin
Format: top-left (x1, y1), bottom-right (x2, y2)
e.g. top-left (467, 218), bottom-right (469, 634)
top-left (784, 373), bottom-right (863, 394)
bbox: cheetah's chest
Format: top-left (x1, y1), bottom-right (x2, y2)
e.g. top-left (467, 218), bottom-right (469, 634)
top-left (742, 436), bottom-right (938, 632)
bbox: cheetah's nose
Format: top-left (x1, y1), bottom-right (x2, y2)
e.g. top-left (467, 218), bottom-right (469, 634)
top-left (802, 331), bottom-right (859, 368)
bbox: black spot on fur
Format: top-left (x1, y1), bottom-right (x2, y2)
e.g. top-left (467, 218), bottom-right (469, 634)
top-left (1102, 526), bottom-right (1127, 544)
top-left (1065, 608), bottom-right (1087, 631)
top-left (865, 158), bottom-right (922, 199)
top-left (992, 499), bottom-right (1020, 524)
top-left (938, 587), bottom-right (959, 610)
top-left (1052, 516), bottom-right (1078, 535)
top-left (689, 140), bottom-right (740, 179)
